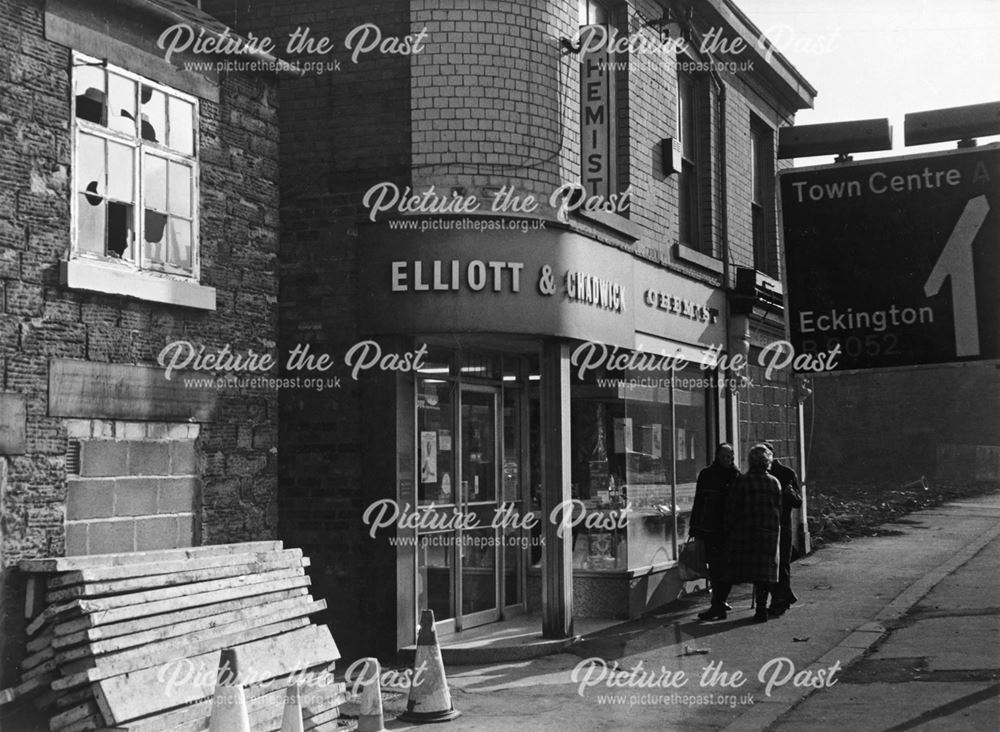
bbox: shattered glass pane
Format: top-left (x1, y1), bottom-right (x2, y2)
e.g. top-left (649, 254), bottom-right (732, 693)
top-left (168, 161), bottom-right (192, 218)
top-left (77, 133), bottom-right (105, 197)
top-left (77, 192), bottom-right (105, 255)
top-left (168, 98), bottom-right (195, 155)
top-left (170, 218), bottom-right (192, 270)
top-left (140, 86), bottom-right (166, 143)
top-left (107, 142), bottom-right (134, 202)
top-left (144, 153), bottom-right (167, 212)
top-left (107, 202), bottom-right (133, 259)
top-left (144, 210), bottom-right (168, 263)
top-left (108, 73), bottom-right (137, 136)
top-left (74, 64), bottom-right (106, 125)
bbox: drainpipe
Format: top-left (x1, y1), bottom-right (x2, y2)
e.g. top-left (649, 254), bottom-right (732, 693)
top-left (707, 68), bottom-right (737, 450)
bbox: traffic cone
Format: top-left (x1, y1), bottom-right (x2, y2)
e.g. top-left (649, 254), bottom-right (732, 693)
top-left (397, 609), bottom-right (460, 724)
top-left (207, 648), bottom-right (251, 732)
top-left (279, 682), bottom-right (304, 732)
top-left (357, 658), bottom-right (386, 732)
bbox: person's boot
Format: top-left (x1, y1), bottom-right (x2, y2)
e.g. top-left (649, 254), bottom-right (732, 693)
top-left (698, 605), bottom-right (727, 621)
top-left (753, 585), bottom-right (770, 622)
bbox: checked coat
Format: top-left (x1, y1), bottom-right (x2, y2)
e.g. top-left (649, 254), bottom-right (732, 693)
top-left (723, 467), bottom-right (782, 584)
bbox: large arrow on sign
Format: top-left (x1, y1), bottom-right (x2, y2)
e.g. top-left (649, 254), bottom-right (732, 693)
top-left (923, 195), bottom-right (989, 358)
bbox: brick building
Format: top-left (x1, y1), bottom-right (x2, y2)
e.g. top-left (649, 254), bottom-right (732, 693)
top-left (203, 0), bottom-right (815, 662)
top-left (0, 0), bottom-right (283, 690)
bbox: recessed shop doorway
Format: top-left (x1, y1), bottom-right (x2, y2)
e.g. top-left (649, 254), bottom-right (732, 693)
top-left (414, 348), bottom-right (533, 636)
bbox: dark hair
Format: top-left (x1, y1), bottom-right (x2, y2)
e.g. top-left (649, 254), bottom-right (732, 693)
top-left (716, 442), bottom-right (733, 453)
top-left (762, 441), bottom-right (775, 452)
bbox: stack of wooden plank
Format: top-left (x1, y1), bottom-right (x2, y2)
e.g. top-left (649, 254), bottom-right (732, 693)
top-left (5, 541), bottom-right (353, 732)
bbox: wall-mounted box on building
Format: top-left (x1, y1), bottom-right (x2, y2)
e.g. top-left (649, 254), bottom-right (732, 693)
top-left (662, 137), bottom-right (683, 175)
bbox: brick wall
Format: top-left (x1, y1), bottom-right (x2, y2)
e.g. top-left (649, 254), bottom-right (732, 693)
top-left (409, 0), bottom-right (577, 202)
top-left (64, 420), bottom-right (201, 555)
top-left (202, 0), bottom-right (414, 662)
top-left (738, 351), bottom-right (801, 474)
top-left (0, 0), bottom-right (280, 688)
top-left (805, 364), bottom-right (1000, 483)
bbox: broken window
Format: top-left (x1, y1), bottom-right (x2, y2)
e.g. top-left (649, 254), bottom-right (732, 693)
top-left (72, 53), bottom-right (198, 277)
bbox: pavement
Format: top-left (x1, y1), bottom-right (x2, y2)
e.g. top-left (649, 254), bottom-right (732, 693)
top-left (373, 491), bottom-right (1000, 731)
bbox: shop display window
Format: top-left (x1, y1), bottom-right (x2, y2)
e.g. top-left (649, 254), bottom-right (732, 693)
top-left (569, 363), bottom-right (710, 571)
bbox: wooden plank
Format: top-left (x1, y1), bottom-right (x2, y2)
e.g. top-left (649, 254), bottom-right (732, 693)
top-left (162, 682), bottom-right (347, 732)
top-left (46, 553), bottom-right (307, 602)
top-left (0, 673), bottom-right (54, 705)
top-left (309, 720), bottom-right (355, 732)
top-left (57, 596), bottom-right (325, 662)
top-left (55, 713), bottom-right (101, 732)
top-left (304, 706), bottom-right (342, 730)
top-left (22, 642), bottom-right (54, 670)
top-left (25, 574), bottom-right (47, 618)
top-left (118, 668), bottom-right (341, 732)
top-left (53, 588), bottom-right (309, 648)
top-left (27, 629), bottom-right (57, 654)
top-left (48, 548), bottom-right (300, 588)
top-left (34, 684), bottom-right (91, 713)
top-left (62, 599), bottom-right (325, 675)
top-left (19, 541), bottom-right (283, 573)
top-left (53, 617), bottom-right (312, 692)
top-left (54, 576), bottom-right (311, 636)
top-left (28, 605), bottom-right (75, 636)
top-left (94, 625), bottom-right (340, 724)
top-left (51, 685), bottom-right (95, 711)
top-left (65, 565), bottom-right (308, 614)
top-left (47, 358), bottom-right (217, 423)
top-left (250, 691), bottom-right (348, 732)
top-left (23, 657), bottom-right (58, 681)
top-left (50, 699), bottom-right (101, 730)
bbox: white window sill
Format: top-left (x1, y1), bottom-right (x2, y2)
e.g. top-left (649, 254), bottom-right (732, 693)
top-left (60, 259), bottom-right (216, 311)
top-left (674, 243), bottom-right (724, 274)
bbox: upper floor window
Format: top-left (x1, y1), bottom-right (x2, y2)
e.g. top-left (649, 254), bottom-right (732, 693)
top-left (677, 72), bottom-right (703, 252)
top-left (579, 0), bottom-right (608, 25)
top-left (751, 119), bottom-right (777, 278)
top-left (72, 53), bottom-right (198, 278)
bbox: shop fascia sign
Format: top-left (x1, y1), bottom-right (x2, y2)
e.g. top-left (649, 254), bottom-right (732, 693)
top-left (642, 287), bottom-right (719, 324)
top-left (389, 258), bottom-right (628, 314)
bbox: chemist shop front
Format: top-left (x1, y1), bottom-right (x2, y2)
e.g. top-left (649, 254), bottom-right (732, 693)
top-left (358, 224), bottom-right (730, 648)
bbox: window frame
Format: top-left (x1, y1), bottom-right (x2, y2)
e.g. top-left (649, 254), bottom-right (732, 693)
top-left (677, 71), bottom-right (704, 253)
top-left (750, 118), bottom-right (777, 278)
top-left (70, 52), bottom-right (201, 282)
top-left (579, 0), bottom-right (609, 25)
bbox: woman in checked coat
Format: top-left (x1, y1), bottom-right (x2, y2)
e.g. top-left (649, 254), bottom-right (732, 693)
top-left (724, 444), bottom-right (783, 622)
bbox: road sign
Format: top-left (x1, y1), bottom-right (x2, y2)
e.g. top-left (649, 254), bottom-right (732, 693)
top-left (779, 144), bottom-right (1000, 371)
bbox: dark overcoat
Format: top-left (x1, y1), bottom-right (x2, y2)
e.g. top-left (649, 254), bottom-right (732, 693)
top-left (724, 468), bottom-right (782, 584)
top-left (769, 459), bottom-right (802, 563)
top-left (690, 462), bottom-right (740, 540)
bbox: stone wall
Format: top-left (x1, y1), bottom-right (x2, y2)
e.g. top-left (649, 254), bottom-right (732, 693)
top-left (0, 0), bottom-right (280, 689)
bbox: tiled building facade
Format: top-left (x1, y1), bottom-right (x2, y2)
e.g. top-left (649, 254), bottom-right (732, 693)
top-left (206, 0), bottom-right (816, 661)
top-left (0, 0), bottom-right (281, 690)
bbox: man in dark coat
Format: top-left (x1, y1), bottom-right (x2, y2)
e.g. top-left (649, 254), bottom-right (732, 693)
top-left (691, 443), bottom-right (739, 620)
top-left (724, 444), bottom-right (782, 622)
top-left (764, 441), bottom-right (803, 616)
